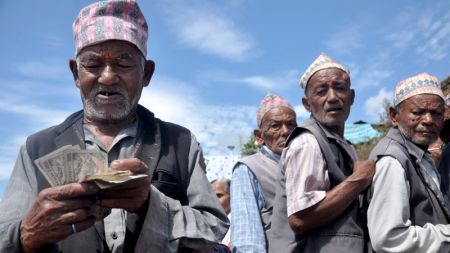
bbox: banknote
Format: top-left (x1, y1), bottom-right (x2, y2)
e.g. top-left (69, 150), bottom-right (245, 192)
top-left (82, 171), bottom-right (148, 189)
top-left (34, 145), bottom-right (146, 220)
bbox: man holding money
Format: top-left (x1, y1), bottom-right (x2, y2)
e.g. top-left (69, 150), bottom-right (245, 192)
top-left (0, 1), bottom-right (228, 253)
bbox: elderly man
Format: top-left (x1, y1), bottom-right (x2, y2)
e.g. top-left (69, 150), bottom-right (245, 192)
top-left (211, 178), bottom-right (232, 251)
top-left (230, 92), bottom-right (297, 252)
top-left (368, 73), bottom-right (450, 252)
top-left (0, 1), bottom-right (228, 252)
top-left (269, 53), bottom-right (375, 253)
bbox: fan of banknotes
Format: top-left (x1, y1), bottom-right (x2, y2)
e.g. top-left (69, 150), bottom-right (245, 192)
top-left (34, 145), bottom-right (148, 219)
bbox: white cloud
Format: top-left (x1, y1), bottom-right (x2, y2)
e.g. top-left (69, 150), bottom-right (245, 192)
top-left (385, 5), bottom-right (450, 61)
top-left (233, 70), bottom-right (298, 90)
top-left (364, 88), bottom-right (393, 122)
top-left (294, 104), bottom-right (310, 120)
top-left (353, 68), bottom-right (393, 88)
top-left (14, 60), bottom-right (72, 81)
top-left (140, 76), bottom-right (256, 156)
top-left (160, 1), bottom-right (255, 61)
top-left (325, 24), bottom-right (364, 56)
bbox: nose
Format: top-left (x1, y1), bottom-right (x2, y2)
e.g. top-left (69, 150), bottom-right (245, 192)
top-left (98, 65), bottom-right (119, 85)
top-left (422, 112), bottom-right (433, 125)
top-left (326, 88), bottom-right (339, 103)
top-left (281, 124), bottom-right (292, 137)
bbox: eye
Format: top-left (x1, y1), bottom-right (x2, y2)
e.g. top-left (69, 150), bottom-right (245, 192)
top-left (116, 60), bottom-right (135, 69)
top-left (314, 86), bottom-right (327, 96)
top-left (81, 60), bottom-right (102, 70)
top-left (411, 110), bottom-right (423, 116)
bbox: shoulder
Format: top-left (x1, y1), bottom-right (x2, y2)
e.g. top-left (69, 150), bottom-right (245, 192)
top-left (288, 131), bottom-right (320, 150)
top-left (375, 156), bottom-right (406, 181)
top-left (239, 152), bottom-right (263, 163)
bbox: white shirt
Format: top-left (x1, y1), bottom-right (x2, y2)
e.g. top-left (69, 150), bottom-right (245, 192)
top-left (368, 156), bottom-right (450, 253)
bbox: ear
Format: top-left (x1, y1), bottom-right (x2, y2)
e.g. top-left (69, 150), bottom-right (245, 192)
top-left (143, 60), bottom-right (155, 87)
top-left (254, 128), bottom-right (264, 146)
top-left (302, 96), bottom-right (312, 112)
top-left (350, 89), bottom-right (355, 105)
top-left (389, 106), bottom-right (399, 127)
top-left (69, 59), bottom-right (80, 88)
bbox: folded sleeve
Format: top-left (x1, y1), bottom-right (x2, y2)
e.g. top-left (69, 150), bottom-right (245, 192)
top-left (284, 133), bottom-right (329, 216)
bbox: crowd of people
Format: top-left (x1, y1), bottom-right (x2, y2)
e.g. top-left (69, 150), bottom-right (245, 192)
top-left (0, 0), bottom-right (449, 253)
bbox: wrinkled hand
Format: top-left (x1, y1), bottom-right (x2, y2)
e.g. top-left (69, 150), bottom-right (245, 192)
top-left (95, 158), bottom-right (150, 213)
top-left (349, 160), bottom-right (376, 189)
top-left (20, 182), bottom-right (98, 253)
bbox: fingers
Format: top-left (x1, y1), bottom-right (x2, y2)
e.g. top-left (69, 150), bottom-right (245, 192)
top-left (67, 216), bottom-right (96, 235)
top-left (56, 207), bottom-right (94, 224)
top-left (97, 197), bottom-right (147, 213)
top-left (98, 176), bottom-right (150, 191)
top-left (110, 158), bottom-right (149, 174)
top-left (96, 186), bottom-right (150, 213)
top-left (41, 182), bottom-right (99, 200)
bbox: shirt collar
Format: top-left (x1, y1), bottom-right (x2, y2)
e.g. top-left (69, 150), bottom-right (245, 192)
top-left (260, 145), bottom-right (281, 162)
top-left (83, 117), bottom-right (140, 150)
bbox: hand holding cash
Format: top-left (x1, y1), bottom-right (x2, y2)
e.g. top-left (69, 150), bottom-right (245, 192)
top-left (34, 145), bottom-right (149, 218)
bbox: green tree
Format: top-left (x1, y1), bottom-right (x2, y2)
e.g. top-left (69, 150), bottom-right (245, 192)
top-left (241, 134), bottom-right (257, 157)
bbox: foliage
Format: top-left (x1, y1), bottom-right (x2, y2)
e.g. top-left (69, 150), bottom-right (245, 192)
top-left (240, 134), bottom-right (257, 157)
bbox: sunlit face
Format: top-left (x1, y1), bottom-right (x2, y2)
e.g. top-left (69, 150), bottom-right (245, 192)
top-left (212, 180), bottom-right (230, 214)
top-left (255, 106), bottom-right (297, 154)
top-left (302, 68), bottom-right (354, 136)
top-left (391, 94), bottom-right (445, 148)
top-left (70, 40), bottom-right (154, 124)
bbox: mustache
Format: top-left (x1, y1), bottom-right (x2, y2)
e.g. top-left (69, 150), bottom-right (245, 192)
top-left (325, 102), bottom-right (344, 112)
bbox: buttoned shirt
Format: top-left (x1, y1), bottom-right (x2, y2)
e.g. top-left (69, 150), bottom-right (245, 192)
top-left (283, 130), bottom-right (357, 216)
top-left (84, 118), bottom-right (141, 253)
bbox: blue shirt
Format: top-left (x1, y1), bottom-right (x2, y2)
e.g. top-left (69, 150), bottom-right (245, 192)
top-left (230, 146), bottom-right (279, 253)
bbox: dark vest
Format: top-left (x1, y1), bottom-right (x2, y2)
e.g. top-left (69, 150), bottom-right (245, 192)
top-left (26, 105), bottom-right (192, 253)
top-left (269, 118), bottom-right (368, 253)
top-left (369, 127), bottom-right (450, 227)
top-left (236, 151), bottom-right (280, 236)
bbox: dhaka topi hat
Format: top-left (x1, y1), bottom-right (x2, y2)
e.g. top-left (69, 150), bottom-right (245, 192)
top-left (73, 0), bottom-right (148, 57)
top-left (299, 53), bottom-right (349, 89)
top-left (257, 92), bottom-right (294, 127)
top-left (393, 73), bottom-right (444, 106)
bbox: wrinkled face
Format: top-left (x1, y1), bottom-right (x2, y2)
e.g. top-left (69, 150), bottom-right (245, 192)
top-left (212, 181), bottom-right (230, 214)
top-left (70, 40), bottom-right (154, 123)
top-left (255, 106), bottom-right (297, 154)
top-left (302, 68), bottom-right (354, 135)
top-left (391, 94), bottom-right (445, 148)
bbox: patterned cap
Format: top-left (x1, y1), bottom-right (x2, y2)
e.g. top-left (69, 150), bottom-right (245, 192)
top-left (393, 73), bottom-right (444, 106)
top-left (257, 92), bottom-right (293, 127)
top-left (72, 0), bottom-right (148, 57)
top-left (299, 53), bottom-right (349, 89)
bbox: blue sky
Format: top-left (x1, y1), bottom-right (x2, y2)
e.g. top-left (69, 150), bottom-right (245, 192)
top-left (0, 0), bottom-right (449, 197)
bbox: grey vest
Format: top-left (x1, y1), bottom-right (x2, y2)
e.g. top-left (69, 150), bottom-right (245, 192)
top-left (269, 118), bottom-right (368, 253)
top-left (235, 152), bottom-right (281, 245)
top-left (237, 151), bottom-right (280, 234)
top-left (25, 105), bottom-right (192, 253)
top-left (369, 127), bottom-right (450, 227)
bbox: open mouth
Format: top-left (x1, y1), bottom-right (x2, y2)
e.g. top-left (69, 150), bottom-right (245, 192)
top-left (326, 107), bottom-right (343, 113)
top-left (96, 91), bottom-right (122, 99)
